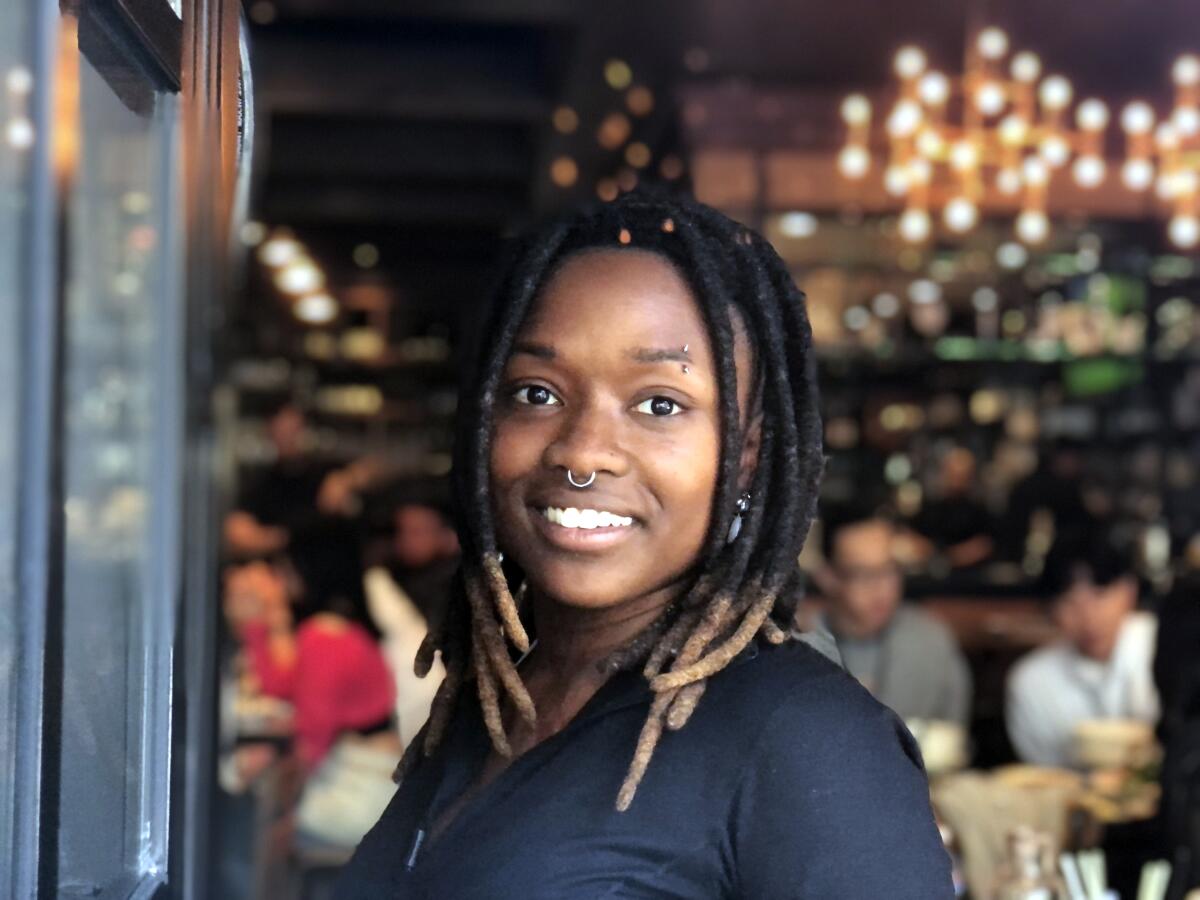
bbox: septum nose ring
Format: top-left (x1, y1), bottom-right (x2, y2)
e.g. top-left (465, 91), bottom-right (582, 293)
top-left (566, 469), bottom-right (596, 489)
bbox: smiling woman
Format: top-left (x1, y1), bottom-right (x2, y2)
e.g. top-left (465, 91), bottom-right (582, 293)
top-left (336, 190), bottom-right (954, 898)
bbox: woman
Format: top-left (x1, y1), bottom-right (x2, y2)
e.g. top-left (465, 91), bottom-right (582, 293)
top-left (228, 519), bottom-right (400, 847)
top-left (337, 192), bottom-right (953, 896)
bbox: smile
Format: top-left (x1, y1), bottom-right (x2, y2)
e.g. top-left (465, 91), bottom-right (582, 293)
top-left (530, 505), bottom-right (640, 553)
top-left (540, 507), bottom-right (635, 529)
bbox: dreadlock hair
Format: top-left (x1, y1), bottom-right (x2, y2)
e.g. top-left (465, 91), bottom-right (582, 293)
top-left (398, 188), bottom-right (825, 812)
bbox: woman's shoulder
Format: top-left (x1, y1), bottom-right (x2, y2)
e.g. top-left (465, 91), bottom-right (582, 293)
top-left (704, 637), bottom-right (920, 764)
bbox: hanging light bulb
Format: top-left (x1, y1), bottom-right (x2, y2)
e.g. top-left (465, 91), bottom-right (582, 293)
top-left (1173, 55), bottom-right (1200, 87)
top-left (841, 94), bottom-right (872, 126)
top-left (1168, 214), bottom-right (1200, 248)
top-left (1072, 155), bottom-right (1106, 188)
top-left (837, 144), bottom-right (871, 178)
top-left (1121, 158), bottom-right (1154, 191)
top-left (977, 27), bottom-right (1009, 60)
top-left (918, 71), bottom-right (950, 106)
top-left (1121, 101), bottom-right (1155, 135)
top-left (1011, 52), bottom-right (1041, 83)
top-left (1016, 209), bottom-right (1050, 243)
top-left (996, 167), bottom-right (1022, 194)
top-left (884, 164), bottom-right (911, 196)
top-left (1076, 99), bottom-right (1109, 131)
top-left (1039, 76), bottom-right (1073, 111)
top-left (886, 99), bottom-right (923, 138)
top-left (944, 196), bottom-right (979, 232)
top-left (898, 208), bottom-right (932, 242)
top-left (894, 46), bottom-right (927, 80)
top-left (1038, 134), bottom-right (1071, 167)
top-left (975, 80), bottom-right (1007, 116)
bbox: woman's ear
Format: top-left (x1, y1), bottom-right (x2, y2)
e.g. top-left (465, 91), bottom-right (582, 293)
top-left (737, 411), bottom-right (763, 493)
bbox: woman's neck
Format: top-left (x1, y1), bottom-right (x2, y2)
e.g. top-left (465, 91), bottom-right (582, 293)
top-left (524, 577), bottom-right (688, 688)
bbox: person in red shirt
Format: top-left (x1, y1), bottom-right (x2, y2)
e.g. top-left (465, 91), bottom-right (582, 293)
top-left (225, 519), bottom-right (399, 845)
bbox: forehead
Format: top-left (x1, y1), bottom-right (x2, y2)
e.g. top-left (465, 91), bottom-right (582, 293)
top-left (521, 248), bottom-right (707, 347)
top-left (833, 520), bottom-right (894, 556)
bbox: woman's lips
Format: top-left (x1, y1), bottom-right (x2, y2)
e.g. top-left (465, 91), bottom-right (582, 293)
top-left (528, 506), bottom-right (641, 553)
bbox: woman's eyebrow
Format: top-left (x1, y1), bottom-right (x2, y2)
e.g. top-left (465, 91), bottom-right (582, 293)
top-left (511, 341), bottom-right (556, 360)
top-left (626, 346), bottom-right (693, 364)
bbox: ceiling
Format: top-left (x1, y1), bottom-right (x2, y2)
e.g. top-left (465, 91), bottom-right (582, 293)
top-left (235, 0), bottom-right (1200, 367)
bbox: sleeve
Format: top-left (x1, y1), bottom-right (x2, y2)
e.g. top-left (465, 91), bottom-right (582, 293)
top-left (945, 645), bottom-right (973, 729)
top-left (1005, 658), bottom-right (1058, 766)
top-left (241, 621), bottom-right (297, 699)
top-left (731, 688), bottom-right (955, 898)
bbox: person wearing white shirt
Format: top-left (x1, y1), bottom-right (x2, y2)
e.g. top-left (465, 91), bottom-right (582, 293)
top-left (1006, 526), bottom-right (1159, 768)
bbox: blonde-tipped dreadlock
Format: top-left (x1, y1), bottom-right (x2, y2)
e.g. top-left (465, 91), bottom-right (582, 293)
top-left (393, 189), bottom-right (824, 812)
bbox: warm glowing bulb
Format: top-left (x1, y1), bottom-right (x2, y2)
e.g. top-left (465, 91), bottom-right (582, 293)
top-left (999, 114), bottom-right (1028, 145)
top-left (918, 71), bottom-right (950, 106)
top-left (996, 168), bottom-right (1022, 195)
top-left (841, 94), bottom-right (872, 126)
top-left (1121, 158), bottom-right (1154, 191)
top-left (916, 128), bottom-right (943, 157)
top-left (276, 258), bottom-right (324, 295)
top-left (6, 66), bottom-right (33, 94)
top-left (1076, 99), bottom-right (1109, 131)
top-left (898, 208), bottom-right (932, 242)
top-left (294, 293), bottom-right (338, 324)
top-left (837, 144), bottom-right (871, 178)
top-left (1039, 76), bottom-right (1073, 111)
top-left (1174, 105), bottom-right (1200, 137)
top-left (1156, 123), bottom-right (1180, 150)
top-left (943, 196), bottom-right (979, 232)
top-left (5, 117), bottom-right (34, 149)
top-left (886, 99), bottom-right (923, 137)
top-left (977, 27), bottom-right (1009, 60)
top-left (1039, 135), bottom-right (1070, 167)
top-left (907, 158), bottom-right (932, 184)
top-left (1169, 214), bottom-right (1200, 248)
top-left (259, 234), bottom-right (301, 267)
top-left (1072, 155), bottom-right (1106, 188)
top-left (1173, 55), bottom-right (1200, 87)
top-left (779, 212), bottom-right (818, 238)
top-left (1016, 209), bottom-right (1049, 243)
top-left (884, 164), bottom-right (910, 196)
top-left (975, 81), bottom-right (1007, 116)
top-left (950, 139), bottom-right (978, 171)
top-left (1011, 52), bottom-right (1041, 83)
top-left (1022, 156), bottom-right (1049, 186)
top-left (894, 46), bottom-right (927, 79)
top-left (1121, 101), bottom-right (1155, 135)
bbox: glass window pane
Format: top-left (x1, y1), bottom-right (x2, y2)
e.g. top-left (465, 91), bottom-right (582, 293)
top-left (55, 41), bottom-right (181, 895)
top-left (0, 0), bottom-right (36, 881)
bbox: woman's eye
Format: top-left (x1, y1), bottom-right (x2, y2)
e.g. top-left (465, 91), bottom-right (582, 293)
top-left (635, 396), bottom-right (683, 417)
top-left (512, 385), bottom-right (561, 407)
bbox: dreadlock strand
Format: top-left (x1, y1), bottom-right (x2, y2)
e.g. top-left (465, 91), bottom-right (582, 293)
top-left (615, 690), bottom-right (675, 812)
top-left (650, 588), bottom-right (778, 691)
top-left (471, 631), bottom-right (513, 758)
top-left (465, 571), bottom-right (537, 725)
top-left (665, 680), bottom-right (707, 731)
top-left (482, 552), bottom-right (531, 652)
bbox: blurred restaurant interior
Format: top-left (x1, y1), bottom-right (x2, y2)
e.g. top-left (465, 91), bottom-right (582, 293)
top-left (4, 0), bottom-right (1200, 898)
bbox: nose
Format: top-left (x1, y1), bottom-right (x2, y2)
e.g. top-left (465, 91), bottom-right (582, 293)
top-left (542, 399), bottom-right (630, 482)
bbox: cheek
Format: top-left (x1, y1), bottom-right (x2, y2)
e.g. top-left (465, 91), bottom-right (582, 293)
top-left (641, 420), bottom-right (721, 529)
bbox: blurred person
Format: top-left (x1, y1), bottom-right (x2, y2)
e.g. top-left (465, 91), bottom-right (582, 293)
top-left (820, 507), bottom-right (972, 728)
top-left (1153, 570), bottom-right (1200, 898)
top-left (1006, 524), bottom-right (1159, 768)
top-left (338, 192), bottom-right (952, 896)
top-left (365, 502), bottom-right (457, 746)
top-left (909, 446), bottom-right (995, 570)
top-left (225, 519), bottom-right (399, 848)
top-left (1000, 440), bottom-right (1090, 562)
top-left (224, 401), bottom-right (384, 556)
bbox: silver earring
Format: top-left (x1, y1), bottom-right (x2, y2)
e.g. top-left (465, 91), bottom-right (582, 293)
top-left (566, 469), bottom-right (596, 488)
top-left (727, 492), bottom-right (751, 542)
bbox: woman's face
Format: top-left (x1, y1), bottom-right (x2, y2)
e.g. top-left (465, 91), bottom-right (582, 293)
top-left (489, 248), bottom-right (757, 611)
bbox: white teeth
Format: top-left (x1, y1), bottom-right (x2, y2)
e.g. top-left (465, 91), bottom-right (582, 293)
top-left (541, 507), bottom-right (633, 529)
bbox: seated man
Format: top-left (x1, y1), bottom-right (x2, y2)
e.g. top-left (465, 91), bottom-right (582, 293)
top-left (1006, 525), bottom-right (1159, 767)
top-left (818, 507), bottom-right (972, 728)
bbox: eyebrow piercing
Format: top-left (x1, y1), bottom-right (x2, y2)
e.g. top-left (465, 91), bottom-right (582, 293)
top-left (682, 365), bottom-right (690, 374)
